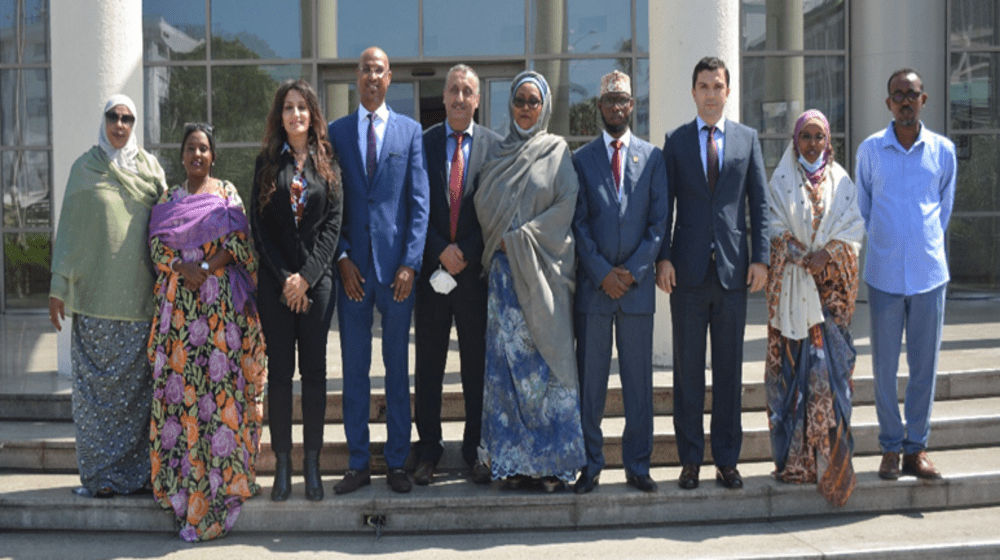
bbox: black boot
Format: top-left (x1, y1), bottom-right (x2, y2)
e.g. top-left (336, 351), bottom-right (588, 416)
top-left (271, 452), bottom-right (291, 502)
top-left (304, 449), bottom-right (324, 501)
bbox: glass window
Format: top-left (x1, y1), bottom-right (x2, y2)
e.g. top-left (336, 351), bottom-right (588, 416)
top-left (1, 69), bottom-right (50, 146)
top-left (530, 0), bottom-right (632, 55)
top-left (950, 51), bottom-right (1000, 130)
top-left (142, 0), bottom-right (206, 62)
top-left (948, 216), bottom-right (1000, 288)
top-left (634, 58), bottom-right (649, 138)
top-left (636, 0), bottom-right (648, 52)
top-left (3, 232), bottom-right (51, 309)
top-left (563, 59), bottom-right (627, 138)
top-left (212, 0), bottom-right (310, 60)
top-left (1, 0), bottom-right (48, 63)
top-left (950, 0), bottom-right (998, 49)
top-left (741, 56), bottom-right (846, 136)
top-left (336, 0), bottom-right (418, 59)
top-left (423, 0), bottom-right (524, 57)
top-left (741, 0), bottom-right (845, 52)
top-left (144, 66), bottom-right (208, 146)
top-left (213, 147), bottom-right (259, 207)
top-left (489, 79), bottom-right (512, 135)
top-left (345, 82), bottom-right (417, 120)
top-left (953, 134), bottom-right (1000, 212)
top-left (211, 65), bottom-right (308, 143)
top-left (2, 150), bottom-right (50, 228)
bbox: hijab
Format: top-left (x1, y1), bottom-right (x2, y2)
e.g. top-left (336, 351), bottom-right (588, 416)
top-left (98, 94), bottom-right (140, 173)
top-left (792, 109), bottom-right (832, 187)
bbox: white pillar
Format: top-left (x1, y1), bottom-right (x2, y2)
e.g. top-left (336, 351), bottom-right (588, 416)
top-left (50, 0), bottom-right (144, 375)
top-left (648, 0), bottom-right (740, 367)
top-left (850, 0), bottom-right (947, 302)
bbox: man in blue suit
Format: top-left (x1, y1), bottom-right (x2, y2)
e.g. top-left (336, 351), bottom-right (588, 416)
top-left (572, 70), bottom-right (668, 494)
top-left (656, 57), bottom-right (768, 491)
top-left (328, 46), bottom-right (430, 494)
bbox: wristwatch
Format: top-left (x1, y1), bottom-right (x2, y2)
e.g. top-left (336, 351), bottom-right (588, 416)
top-left (200, 261), bottom-right (210, 271)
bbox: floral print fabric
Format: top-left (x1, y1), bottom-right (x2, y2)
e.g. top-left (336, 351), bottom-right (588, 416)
top-left (148, 183), bottom-right (266, 542)
top-left (480, 253), bottom-right (586, 483)
top-left (72, 315), bottom-right (153, 495)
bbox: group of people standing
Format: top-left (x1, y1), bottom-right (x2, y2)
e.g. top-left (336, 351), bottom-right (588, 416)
top-left (47, 44), bottom-right (955, 542)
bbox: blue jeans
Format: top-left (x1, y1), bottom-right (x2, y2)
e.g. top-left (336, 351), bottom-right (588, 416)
top-left (868, 283), bottom-right (946, 455)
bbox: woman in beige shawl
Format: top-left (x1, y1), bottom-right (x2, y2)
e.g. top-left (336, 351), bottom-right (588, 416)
top-left (764, 109), bottom-right (865, 506)
top-left (49, 95), bottom-right (166, 498)
top-left (473, 71), bottom-right (585, 492)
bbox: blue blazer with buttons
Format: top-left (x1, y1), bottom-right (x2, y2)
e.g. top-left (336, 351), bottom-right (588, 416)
top-left (328, 108), bottom-right (430, 284)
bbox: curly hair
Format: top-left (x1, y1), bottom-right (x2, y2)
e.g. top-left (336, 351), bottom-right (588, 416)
top-left (256, 79), bottom-right (340, 213)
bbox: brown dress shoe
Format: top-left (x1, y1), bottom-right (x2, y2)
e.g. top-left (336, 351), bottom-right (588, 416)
top-left (678, 463), bottom-right (700, 489)
top-left (902, 451), bottom-right (942, 479)
top-left (413, 461), bottom-right (435, 486)
top-left (879, 451), bottom-right (901, 480)
top-left (715, 466), bottom-right (743, 489)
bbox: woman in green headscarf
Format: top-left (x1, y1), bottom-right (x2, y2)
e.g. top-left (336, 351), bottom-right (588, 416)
top-left (49, 94), bottom-right (166, 498)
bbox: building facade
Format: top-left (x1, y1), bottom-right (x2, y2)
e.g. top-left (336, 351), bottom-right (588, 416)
top-left (2, 0), bottom-right (998, 367)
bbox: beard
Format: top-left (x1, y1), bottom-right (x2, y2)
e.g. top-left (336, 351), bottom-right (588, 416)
top-left (601, 112), bottom-right (629, 135)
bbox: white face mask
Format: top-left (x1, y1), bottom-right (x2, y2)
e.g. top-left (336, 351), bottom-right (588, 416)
top-left (798, 153), bottom-right (824, 173)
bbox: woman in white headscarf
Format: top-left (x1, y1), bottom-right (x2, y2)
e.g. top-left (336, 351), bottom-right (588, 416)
top-left (473, 71), bottom-right (585, 492)
top-left (49, 95), bottom-right (166, 498)
top-left (764, 109), bottom-right (865, 506)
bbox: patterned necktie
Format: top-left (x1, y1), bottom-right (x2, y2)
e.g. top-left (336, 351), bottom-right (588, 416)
top-left (449, 132), bottom-right (465, 242)
top-left (705, 125), bottom-right (718, 193)
top-left (366, 112), bottom-right (377, 182)
top-left (610, 139), bottom-right (623, 195)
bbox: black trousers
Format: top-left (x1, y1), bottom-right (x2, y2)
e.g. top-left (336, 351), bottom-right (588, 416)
top-left (412, 268), bottom-right (487, 467)
top-left (258, 272), bottom-right (335, 453)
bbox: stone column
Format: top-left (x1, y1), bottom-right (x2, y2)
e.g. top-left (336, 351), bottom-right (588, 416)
top-left (850, 0), bottom-right (947, 302)
top-left (648, 0), bottom-right (740, 366)
top-left (318, 0), bottom-right (350, 120)
top-left (50, 0), bottom-right (144, 375)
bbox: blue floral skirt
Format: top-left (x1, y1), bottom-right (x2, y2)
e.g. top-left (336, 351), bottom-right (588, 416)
top-left (480, 253), bottom-right (585, 483)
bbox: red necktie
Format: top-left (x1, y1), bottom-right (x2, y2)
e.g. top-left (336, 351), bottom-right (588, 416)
top-left (449, 132), bottom-right (465, 242)
top-left (705, 125), bottom-right (718, 193)
top-left (610, 139), bottom-right (622, 195)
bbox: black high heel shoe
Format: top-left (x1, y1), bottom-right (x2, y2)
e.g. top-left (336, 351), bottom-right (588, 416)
top-left (304, 449), bottom-right (324, 501)
top-left (271, 452), bottom-right (292, 501)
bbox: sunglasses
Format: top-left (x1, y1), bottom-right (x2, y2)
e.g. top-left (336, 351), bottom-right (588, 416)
top-left (512, 96), bottom-right (542, 109)
top-left (105, 111), bottom-right (136, 125)
top-left (890, 90), bottom-right (922, 104)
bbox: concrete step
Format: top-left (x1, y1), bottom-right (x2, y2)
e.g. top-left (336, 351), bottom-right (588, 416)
top-left (2, 446), bottom-right (998, 535)
top-left (4, 396), bottom-right (998, 475)
top-left (2, 367), bottom-right (996, 422)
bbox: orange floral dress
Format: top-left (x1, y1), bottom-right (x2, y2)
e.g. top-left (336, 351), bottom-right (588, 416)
top-left (147, 182), bottom-right (266, 542)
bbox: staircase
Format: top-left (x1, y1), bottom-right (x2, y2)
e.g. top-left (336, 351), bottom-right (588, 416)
top-left (2, 298), bottom-right (999, 541)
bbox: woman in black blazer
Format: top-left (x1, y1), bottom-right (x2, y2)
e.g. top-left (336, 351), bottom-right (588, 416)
top-left (250, 79), bottom-right (342, 502)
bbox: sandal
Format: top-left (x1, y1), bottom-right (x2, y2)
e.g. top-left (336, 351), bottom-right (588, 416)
top-left (93, 487), bottom-right (115, 499)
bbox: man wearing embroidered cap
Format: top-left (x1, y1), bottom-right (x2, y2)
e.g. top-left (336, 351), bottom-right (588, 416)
top-left (571, 69), bottom-right (669, 493)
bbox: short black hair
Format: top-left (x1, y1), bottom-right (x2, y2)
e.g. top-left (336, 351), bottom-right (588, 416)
top-left (887, 68), bottom-right (923, 94)
top-left (692, 57), bottom-right (729, 88)
top-left (180, 122), bottom-right (217, 163)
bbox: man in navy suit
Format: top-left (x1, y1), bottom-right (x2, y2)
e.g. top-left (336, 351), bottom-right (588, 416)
top-left (328, 46), bottom-right (430, 494)
top-left (412, 64), bottom-right (501, 486)
top-left (572, 70), bottom-right (668, 494)
top-left (656, 57), bottom-right (768, 491)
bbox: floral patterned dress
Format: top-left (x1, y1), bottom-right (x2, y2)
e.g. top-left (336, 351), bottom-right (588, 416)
top-left (148, 182), bottom-right (266, 542)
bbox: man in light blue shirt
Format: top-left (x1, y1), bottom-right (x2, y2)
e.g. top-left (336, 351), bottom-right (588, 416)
top-left (855, 68), bottom-right (956, 482)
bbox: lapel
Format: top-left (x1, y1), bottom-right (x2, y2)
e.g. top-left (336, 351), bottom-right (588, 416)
top-left (587, 138), bottom-right (618, 203)
top-left (465, 123), bottom-right (488, 201)
top-left (719, 119), bottom-right (741, 190)
top-left (624, 138), bottom-right (647, 200)
top-left (345, 112), bottom-right (366, 185)
top-left (686, 119), bottom-right (711, 194)
top-left (427, 124), bottom-right (447, 199)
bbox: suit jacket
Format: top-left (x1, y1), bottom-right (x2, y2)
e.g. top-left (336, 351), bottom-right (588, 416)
top-left (328, 108), bottom-right (430, 284)
top-left (659, 118), bottom-right (768, 290)
top-left (572, 134), bottom-right (669, 314)
top-left (250, 152), bottom-right (343, 291)
top-left (420, 121), bottom-right (502, 283)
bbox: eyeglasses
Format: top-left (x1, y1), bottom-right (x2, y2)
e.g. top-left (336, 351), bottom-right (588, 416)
top-left (512, 96), bottom-right (542, 109)
top-left (890, 90), bottom-right (922, 104)
top-left (601, 95), bottom-right (632, 108)
top-left (359, 65), bottom-right (387, 79)
top-left (105, 111), bottom-right (136, 125)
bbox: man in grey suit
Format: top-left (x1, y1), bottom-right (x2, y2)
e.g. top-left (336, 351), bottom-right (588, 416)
top-left (413, 64), bottom-right (501, 486)
top-left (572, 70), bottom-right (669, 494)
top-left (656, 56), bottom-right (768, 491)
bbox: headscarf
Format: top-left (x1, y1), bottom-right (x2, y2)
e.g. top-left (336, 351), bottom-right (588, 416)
top-left (792, 109), bottom-right (832, 187)
top-left (98, 94), bottom-right (140, 173)
top-left (474, 70), bottom-right (580, 389)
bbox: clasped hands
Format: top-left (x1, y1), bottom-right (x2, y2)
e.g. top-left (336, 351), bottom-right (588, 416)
top-left (600, 267), bottom-right (635, 299)
top-left (655, 259), bottom-right (768, 293)
top-left (338, 257), bottom-right (415, 303)
top-left (282, 273), bottom-right (311, 313)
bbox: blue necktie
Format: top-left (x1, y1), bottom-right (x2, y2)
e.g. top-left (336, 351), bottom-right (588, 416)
top-left (366, 113), bottom-right (377, 182)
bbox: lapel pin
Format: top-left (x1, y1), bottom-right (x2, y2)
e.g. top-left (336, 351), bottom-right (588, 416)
top-left (632, 155), bottom-right (639, 163)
